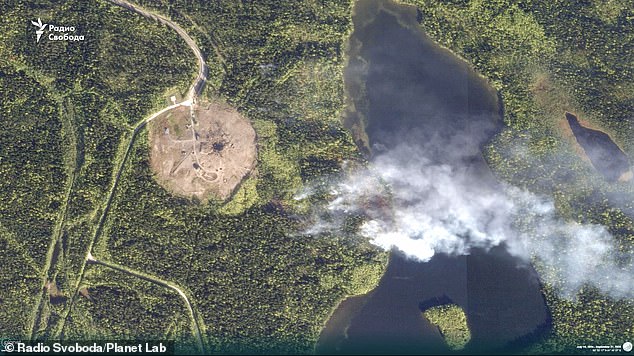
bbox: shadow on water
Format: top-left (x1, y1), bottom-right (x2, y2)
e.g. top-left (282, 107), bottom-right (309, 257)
top-left (317, 0), bottom-right (550, 354)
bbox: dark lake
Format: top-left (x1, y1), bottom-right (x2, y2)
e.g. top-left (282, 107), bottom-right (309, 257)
top-left (317, 0), bottom-right (550, 354)
top-left (565, 112), bottom-right (631, 182)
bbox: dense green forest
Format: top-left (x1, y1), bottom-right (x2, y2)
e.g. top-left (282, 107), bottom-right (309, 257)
top-left (0, 67), bottom-right (66, 338)
top-left (405, 0), bottom-right (634, 352)
top-left (0, 0), bottom-right (386, 353)
top-left (101, 134), bottom-right (383, 353)
top-left (65, 265), bottom-right (196, 353)
top-left (2, 0), bottom-right (632, 353)
top-left (422, 304), bottom-right (471, 350)
top-left (93, 0), bottom-right (387, 352)
top-left (1, 0), bottom-right (196, 344)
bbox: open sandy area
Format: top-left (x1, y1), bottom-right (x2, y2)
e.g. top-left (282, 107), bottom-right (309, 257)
top-left (149, 101), bottom-right (256, 201)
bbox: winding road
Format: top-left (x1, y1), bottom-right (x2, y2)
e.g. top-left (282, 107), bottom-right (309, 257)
top-left (110, 0), bottom-right (216, 181)
top-left (86, 253), bottom-right (205, 352)
top-left (108, 0), bottom-right (208, 100)
top-left (50, 0), bottom-right (209, 352)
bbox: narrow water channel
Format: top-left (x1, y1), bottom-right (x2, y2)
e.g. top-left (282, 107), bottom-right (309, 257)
top-left (317, 0), bottom-right (550, 353)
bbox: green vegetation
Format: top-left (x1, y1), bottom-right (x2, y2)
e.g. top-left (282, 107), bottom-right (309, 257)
top-left (422, 304), bottom-right (471, 350)
top-left (90, 1), bottom-right (386, 352)
top-left (99, 127), bottom-right (383, 353)
top-left (0, 67), bottom-right (66, 337)
top-left (1, 0), bottom-right (386, 353)
top-left (528, 286), bottom-right (634, 354)
top-left (7, 0), bottom-right (630, 353)
top-left (404, 0), bottom-right (634, 352)
top-left (64, 265), bottom-right (195, 351)
top-left (0, 0), bottom-right (196, 343)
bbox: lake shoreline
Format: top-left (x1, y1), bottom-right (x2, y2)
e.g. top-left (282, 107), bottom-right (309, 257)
top-left (317, 0), bottom-right (550, 353)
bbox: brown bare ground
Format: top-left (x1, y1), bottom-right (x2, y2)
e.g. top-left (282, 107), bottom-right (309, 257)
top-left (149, 101), bottom-right (257, 201)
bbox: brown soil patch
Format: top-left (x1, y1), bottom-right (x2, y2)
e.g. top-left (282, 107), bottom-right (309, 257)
top-left (149, 101), bottom-right (256, 201)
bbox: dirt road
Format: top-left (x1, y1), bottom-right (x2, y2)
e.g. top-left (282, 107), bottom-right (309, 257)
top-left (51, 1), bottom-right (209, 352)
top-left (88, 254), bottom-right (205, 353)
top-left (108, 0), bottom-right (208, 100)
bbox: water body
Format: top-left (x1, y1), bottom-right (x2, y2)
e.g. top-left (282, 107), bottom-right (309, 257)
top-left (565, 112), bottom-right (632, 182)
top-left (317, 0), bottom-right (550, 354)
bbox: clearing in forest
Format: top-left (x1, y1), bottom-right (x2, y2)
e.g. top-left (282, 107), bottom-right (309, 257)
top-left (149, 101), bottom-right (257, 201)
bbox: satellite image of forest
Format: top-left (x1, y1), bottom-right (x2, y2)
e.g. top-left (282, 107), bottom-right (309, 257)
top-left (0, 0), bottom-right (633, 355)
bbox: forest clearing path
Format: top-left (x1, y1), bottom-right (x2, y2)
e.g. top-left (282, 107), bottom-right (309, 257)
top-left (50, 0), bottom-right (209, 353)
top-left (87, 255), bottom-right (205, 353)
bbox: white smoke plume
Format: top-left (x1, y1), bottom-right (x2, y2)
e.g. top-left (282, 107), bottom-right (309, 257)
top-left (300, 143), bottom-right (634, 299)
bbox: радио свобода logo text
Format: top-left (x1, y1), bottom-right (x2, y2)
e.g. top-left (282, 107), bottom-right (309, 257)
top-left (30, 17), bottom-right (85, 43)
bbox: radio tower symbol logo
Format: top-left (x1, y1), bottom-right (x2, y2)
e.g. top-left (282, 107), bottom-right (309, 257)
top-left (31, 18), bottom-right (47, 43)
